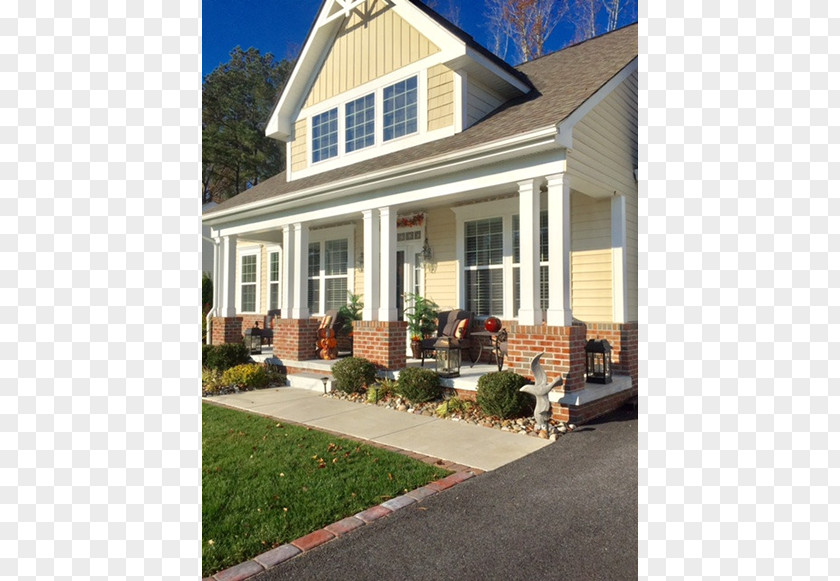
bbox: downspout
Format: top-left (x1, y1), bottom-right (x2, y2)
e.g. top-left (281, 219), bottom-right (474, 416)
top-left (203, 235), bottom-right (220, 345)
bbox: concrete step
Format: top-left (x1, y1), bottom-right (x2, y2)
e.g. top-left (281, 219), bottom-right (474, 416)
top-left (287, 372), bottom-right (334, 393)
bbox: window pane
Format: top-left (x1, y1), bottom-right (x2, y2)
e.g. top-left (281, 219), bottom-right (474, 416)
top-left (383, 76), bottom-right (417, 142)
top-left (308, 279), bottom-right (320, 314)
top-left (512, 214), bottom-right (520, 264)
top-left (241, 285), bottom-right (256, 313)
top-left (325, 278), bottom-right (348, 311)
top-left (269, 283), bottom-right (279, 311)
top-left (513, 266), bottom-right (520, 316)
top-left (465, 268), bottom-right (503, 316)
top-left (312, 108), bottom-right (338, 163)
top-left (308, 243), bottom-right (320, 277)
top-left (540, 210), bottom-right (549, 261)
top-left (324, 239), bottom-right (347, 276)
top-left (345, 93), bottom-right (375, 153)
top-left (269, 252), bottom-right (279, 282)
top-left (464, 217), bottom-right (503, 267)
top-left (540, 265), bottom-right (549, 311)
top-left (241, 255), bottom-right (257, 283)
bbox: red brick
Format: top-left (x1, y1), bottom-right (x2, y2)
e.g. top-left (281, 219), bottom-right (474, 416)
top-left (290, 528), bottom-right (335, 552)
top-left (325, 516), bottom-right (366, 536)
top-left (355, 504), bottom-right (393, 523)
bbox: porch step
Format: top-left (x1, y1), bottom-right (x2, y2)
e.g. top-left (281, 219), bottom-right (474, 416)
top-left (287, 372), bottom-right (334, 393)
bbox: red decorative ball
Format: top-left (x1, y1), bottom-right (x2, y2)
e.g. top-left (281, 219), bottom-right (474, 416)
top-left (484, 316), bottom-right (502, 333)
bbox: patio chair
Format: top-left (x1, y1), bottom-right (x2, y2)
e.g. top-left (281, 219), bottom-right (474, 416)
top-left (420, 309), bottom-right (474, 365)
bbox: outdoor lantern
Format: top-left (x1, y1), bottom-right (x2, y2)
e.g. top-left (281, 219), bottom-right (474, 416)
top-left (585, 338), bottom-right (613, 384)
top-left (434, 337), bottom-right (461, 378)
top-left (321, 377), bottom-right (330, 394)
top-left (243, 322), bottom-right (262, 355)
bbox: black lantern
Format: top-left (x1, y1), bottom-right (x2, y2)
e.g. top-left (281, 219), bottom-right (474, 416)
top-left (434, 337), bottom-right (461, 378)
top-left (243, 322), bottom-right (262, 355)
top-left (585, 339), bottom-right (612, 384)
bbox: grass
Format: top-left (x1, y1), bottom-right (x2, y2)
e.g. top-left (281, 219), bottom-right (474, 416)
top-left (202, 402), bottom-right (451, 577)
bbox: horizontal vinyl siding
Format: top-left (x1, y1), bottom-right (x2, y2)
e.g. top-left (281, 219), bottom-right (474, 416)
top-left (303, 0), bottom-right (440, 109)
top-left (570, 193), bottom-right (612, 323)
top-left (567, 71), bottom-right (637, 197)
top-left (291, 119), bottom-right (307, 172)
top-left (466, 79), bottom-right (503, 128)
top-left (427, 64), bottom-right (454, 131)
top-left (423, 206), bottom-right (457, 310)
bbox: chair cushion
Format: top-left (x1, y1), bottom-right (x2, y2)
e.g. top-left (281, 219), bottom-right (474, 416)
top-left (454, 318), bottom-right (468, 339)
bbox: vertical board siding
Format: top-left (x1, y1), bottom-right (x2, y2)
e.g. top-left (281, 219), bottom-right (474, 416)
top-left (570, 193), bottom-right (612, 322)
top-left (427, 64), bottom-right (454, 131)
top-left (291, 119), bottom-right (308, 171)
top-left (466, 79), bottom-right (503, 128)
top-left (303, 0), bottom-right (440, 109)
top-left (423, 206), bottom-right (457, 309)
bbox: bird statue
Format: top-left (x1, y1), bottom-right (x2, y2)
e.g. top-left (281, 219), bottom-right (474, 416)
top-left (520, 352), bottom-right (563, 430)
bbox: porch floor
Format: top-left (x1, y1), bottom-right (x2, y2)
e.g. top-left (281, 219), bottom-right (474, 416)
top-left (250, 345), bottom-right (498, 392)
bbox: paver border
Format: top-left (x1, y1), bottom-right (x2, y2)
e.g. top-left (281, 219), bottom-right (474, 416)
top-left (204, 470), bottom-right (477, 581)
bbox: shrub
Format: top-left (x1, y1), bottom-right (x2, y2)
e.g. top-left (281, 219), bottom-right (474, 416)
top-left (367, 378), bottom-right (398, 403)
top-left (331, 357), bottom-right (377, 394)
top-left (435, 397), bottom-right (472, 417)
top-left (204, 343), bottom-right (251, 371)
top-left (397, 367), bottom-right (442, 404)
top-left (476, 371), bottom-right (532, 419)
top-left (220, 364), bottom-right (269, 390)
top-left (202, 367), bottom-right (224, 394)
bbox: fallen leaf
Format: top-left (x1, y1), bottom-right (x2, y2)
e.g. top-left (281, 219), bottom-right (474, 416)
top-left (388, 473), bottom-right (393, 481)
top-left (279, 473), bottom-right (285, 477)
top-left (332, 458), bottom-right (338, 464)
top-left (208, 539), bottom-right (214, 545)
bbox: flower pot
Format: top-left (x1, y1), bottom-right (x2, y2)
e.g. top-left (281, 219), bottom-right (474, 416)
top-left (411, 339), bottom-right (422, 359)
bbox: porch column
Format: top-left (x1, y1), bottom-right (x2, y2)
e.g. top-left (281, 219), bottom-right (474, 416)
top-left (362, 209), bottom-right (380, 321)
top-left (378, 206), bottom-right (398, 321)
top-left (518, 179), bottom-right (543, 326)
top-left (611, 194), bottom-right (628, 323)
top-left (220, 234), bottom-right (238, 317)
top-left (281, 225), bottom-right (293, 316)
top-left (546, 173), bottom-right (572, 326)
top-left (290, 222), bottom-right (310, 319)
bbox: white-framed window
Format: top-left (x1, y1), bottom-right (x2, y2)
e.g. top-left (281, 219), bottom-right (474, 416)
top-left (312, 108), bottom-right (338, 163)
top-left (268, 249), bottom-right (281, 311)
top-left (463, 217), bottom-right (504, 316)
top-left (306, 227), bottom-right (355, 316)
top-left (345, 93), bottom-right (375, 153)
top-left (383, 76), bottom-right (418, 142)
top-left (512, 211), bottom-right (549, 315)
top-left (238, 248), bottom-right (261, 313)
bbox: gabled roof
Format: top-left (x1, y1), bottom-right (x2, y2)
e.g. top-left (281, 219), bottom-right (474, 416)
top-left (206, 23), bottom-right (638, 219)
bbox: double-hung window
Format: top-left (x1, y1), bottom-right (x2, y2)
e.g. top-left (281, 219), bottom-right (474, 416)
top-left (307, 238), bottom-right (351, 315)
top-left (312, 108), bottom-right (338, 163)
top-left (240, 253), bottom-right (258, 313)
top-left (383, 76), bottom-right (417, 142)
top-left (464, 217), bottom-right (504, 316)
top-left (268, 251), bottom-right (280, 311)
top-left (512, 211), bottom-right (549, 315)
top-left (345, 93), bottom-right (375, 153)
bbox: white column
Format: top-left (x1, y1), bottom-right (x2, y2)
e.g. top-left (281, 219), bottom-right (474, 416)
top-left (611, 194), bottom-right (628, 323)
top-left (281, 225), bottom-right (293, 317)
top-left (220, 234), bottom-right (238, 317)
top-left (362, 209), bottom-right (380, 321)
top-left (546, 173), bottom-right (572, 326)
top-left (518, 179), bottom-right (543, 325)
top-left (378, 206), bottom-right (398, 321)
top-left (290, 222), bottom-right (310, 319)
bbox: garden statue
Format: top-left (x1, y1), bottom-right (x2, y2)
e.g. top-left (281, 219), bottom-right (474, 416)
top-left (520, 353), bottom-right (563, 430)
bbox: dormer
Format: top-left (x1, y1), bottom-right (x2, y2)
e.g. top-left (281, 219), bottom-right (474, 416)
top-left (265, 0), bottom-right (532, 182)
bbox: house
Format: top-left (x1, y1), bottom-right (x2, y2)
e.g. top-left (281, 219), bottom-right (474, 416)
top-left (202, 0), bottom-right (637, 423)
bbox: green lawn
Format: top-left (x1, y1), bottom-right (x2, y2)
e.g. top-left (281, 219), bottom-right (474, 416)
top-left (202, 402), bottom-right (451, 577)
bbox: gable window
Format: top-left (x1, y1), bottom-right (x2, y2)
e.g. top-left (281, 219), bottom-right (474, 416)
top-left (345, 93), bottom-right (375, 153)
top-left (312, 108), bottom-right (338, 163)
top-left (307, 236), bottom-right (352, 315)
top-left (383, 76), bottom-right (417, 142)
top-left (464, 217), bottom-right (504, 316)
top-left (240, 253), bottom-right (258, 313)
top-left (268, 251), bottom-right (280, 311)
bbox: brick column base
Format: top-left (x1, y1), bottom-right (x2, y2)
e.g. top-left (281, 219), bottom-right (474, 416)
top-left (273, 318), bottom-right (321, 361)
top-left (211, 317), bottom-right (243, 345)
top-left (506, 323), bottom-right (587, 391)
top-left (586, 322), bottom-right (638, 388)
top-left (353, 320), bottom-right (408, 371)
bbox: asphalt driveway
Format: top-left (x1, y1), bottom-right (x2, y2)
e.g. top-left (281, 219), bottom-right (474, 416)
top-left (252, 405), bottom-right (638, 581)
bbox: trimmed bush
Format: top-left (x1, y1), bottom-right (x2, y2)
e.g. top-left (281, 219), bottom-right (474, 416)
top-left (220, 364), bottom-right (269, 390)
top-left (397, 367), bottom-right (442, 404)
top-left (202, 367), bottom-right (224, 394)
top-left (204, 343), bottom-right (251, 371)
top-left (476, 371), bottom-right (532, 419)
top-left (331, 357), bottom-right (377, 394)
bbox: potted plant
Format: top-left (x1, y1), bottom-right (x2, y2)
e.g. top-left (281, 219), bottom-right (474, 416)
top-left (402, 293), bottom-right (439, 359)
top-left (337, 292), bottom-right (364, 356)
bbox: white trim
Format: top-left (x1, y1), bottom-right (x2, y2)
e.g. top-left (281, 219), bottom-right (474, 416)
top-left (220, 235), bottom-right (238, 317)
top-left (266, 245), bottom-right (282, 313)
top-left (611, 194), bottom-right (627, 323)
top-left (545, 173), bottom-right (572, 326)
top-left (378, 206), bottom-right (398, 321)
top-left (362, 209), bottom-right (380, 321)
top-left (281, 226), bottom-right (293, 316)
top-left (517, 179), bottom-right (542, 325)
top-left (236, 246), bottom-right (262, 315)
top-left (290, 223), bottom-right (310, 319)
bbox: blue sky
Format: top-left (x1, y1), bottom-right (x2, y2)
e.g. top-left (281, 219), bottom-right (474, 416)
top-left (202, 0), bottom-right (637, 76)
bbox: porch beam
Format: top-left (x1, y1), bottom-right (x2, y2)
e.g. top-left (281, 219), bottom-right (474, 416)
top-left (362, 209), bottom-right (380, 321)
top-left (517, 179), bottom-right (543, 325)
top-left (611, 194), bottom-right (628, 323)
top-left (290, 222), bottom-right (310, 319)
top-left (378, 206), bottom-right (398, 321)
top-left (546, 173), bottom-right (572, 326)
top-left (220, 234), bottom-right (238, 317)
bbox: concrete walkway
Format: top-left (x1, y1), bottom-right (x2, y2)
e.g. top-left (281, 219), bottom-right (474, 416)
top-left (205, 387), bottom-right (551, 472)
